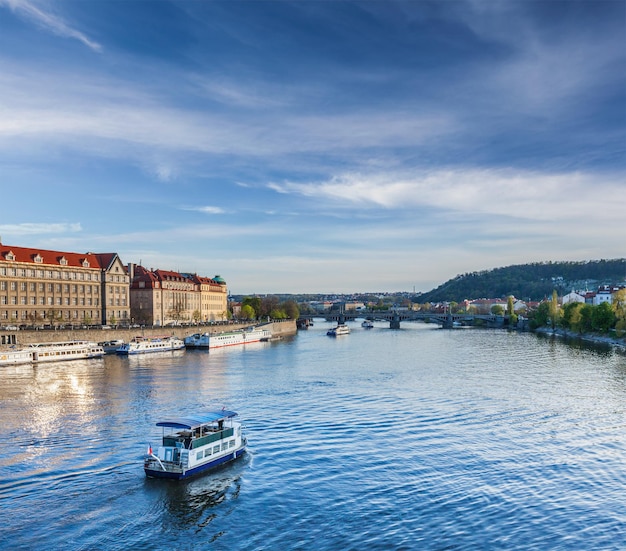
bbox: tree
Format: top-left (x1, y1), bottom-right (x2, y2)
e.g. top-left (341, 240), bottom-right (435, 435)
top-left (241, 304), bottom-right (255, 320)
top-left (548, 290), bottom-right (562, 330)
top-left (613, 289), bottom-right (626, 337)
top-left (491, 304), bottom-right (504, 315)
top-left (192, 310), bottom-right (201, 324)
top-left (591, 302), bottom-right (616, 333)
top-left (506, 296), bottom-right (514, 316)
top-left (282, 300), bottom-right (300, 319)
top-left (242, 297), bottom-right (261, 319)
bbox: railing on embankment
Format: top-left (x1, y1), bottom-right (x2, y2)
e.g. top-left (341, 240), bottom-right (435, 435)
top-left (1, 319), bottom-right (297, 346)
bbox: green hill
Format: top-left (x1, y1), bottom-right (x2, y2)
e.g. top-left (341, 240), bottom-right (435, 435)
top-left (416, 259), bottom-right (626, 303)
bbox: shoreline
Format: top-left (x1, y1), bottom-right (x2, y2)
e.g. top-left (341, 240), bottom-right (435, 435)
top-left (533, 326), bottom-right (626, 351)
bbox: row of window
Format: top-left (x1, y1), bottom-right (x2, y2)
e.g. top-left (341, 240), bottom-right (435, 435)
top-left (196, 439), bottom-right (236, 460)
top-left (0, 296), bottom-right (101, 306)
top-left (0, 282), bottom-right (102, 293)
top-left (0, 267), bottom-right (99, 281)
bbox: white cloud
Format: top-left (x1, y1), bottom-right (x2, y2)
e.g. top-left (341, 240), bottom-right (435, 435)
top-left (269, 169), bottom-right (625, 222)
top-left (0, 222), bottom-right (82, 236)
top-left (0, 0), bottom-right (102, 52)
top-left (182, 206), bottom-right (227, 215)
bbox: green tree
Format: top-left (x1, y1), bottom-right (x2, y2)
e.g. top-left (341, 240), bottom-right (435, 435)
top-left (282, 300), bottom-right (300, 319)
top-left (548, 290), bottom-right (562, 329)
top-left (241, 304), bottom-right (255, 320)
top-left (530, 301), bottom-right (550, 329)
top-left (562, 302), bottom-right (583, 332)
top-left (613, 289), bottom-right (626, 337)
top-left (579, 304), bottom-right (594, 333)
top-left (591, 302), bottom-right (616, 333)
top-left (506, 296), bottom-right (514, 316)
top-left (242, 297), bottom-right (261, 319)
top-left (192, 310), bottom-right (201, 324)
top-left (491, 304), bottom-right (504, 315)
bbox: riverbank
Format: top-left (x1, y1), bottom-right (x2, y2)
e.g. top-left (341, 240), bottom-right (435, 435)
top-left (534, 326), bottom-right (626, 351)
top-left (1, 319), bottom-right (297, 346)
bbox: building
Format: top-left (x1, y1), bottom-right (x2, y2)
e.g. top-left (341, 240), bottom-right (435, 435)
top-left (129, 265), bottom-right (227, 326)
top-left (0, 241), bottom-right (130, 326)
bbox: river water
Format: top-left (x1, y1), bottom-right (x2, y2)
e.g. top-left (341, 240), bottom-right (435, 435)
top-left (1, 322), bottom-right (625, 550)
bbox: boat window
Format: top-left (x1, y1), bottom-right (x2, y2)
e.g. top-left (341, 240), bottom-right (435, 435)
top-left (205, 449), bottom-right (212, 457)
top-left (213, 445), bottom-right (220, 453)
top-left (196, 452), bottom-right (203, 460)
top-left (221, 442), bottom-right (228, 451)
top-left (229, 440), bottom-right (235, 448)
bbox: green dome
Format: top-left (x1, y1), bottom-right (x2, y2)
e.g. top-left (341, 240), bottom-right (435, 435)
top-left (213, 275), bottom-right (226, 284)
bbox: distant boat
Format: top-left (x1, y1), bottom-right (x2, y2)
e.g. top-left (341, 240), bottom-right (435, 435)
top-left (116, 336), bottom-right (184, 355)
top-left (144, 410), bottom-right (247, 480)
top-left (327, 323), bottom-right (350, 336)
top-left (361, 319), bottom-right (374, 329)
top-left (184, 326), bottom-right (271, 349)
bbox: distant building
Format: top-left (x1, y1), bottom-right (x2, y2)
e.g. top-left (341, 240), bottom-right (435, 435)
top-left (129, 265), bottom-right (227, 326)
top-left (562, 291), bottom-right (585, 305)
top-left (0, 240), bottom-right (129, 326)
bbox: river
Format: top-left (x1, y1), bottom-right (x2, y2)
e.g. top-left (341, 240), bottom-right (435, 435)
top-left (1, 321), bottom-right (625, 550)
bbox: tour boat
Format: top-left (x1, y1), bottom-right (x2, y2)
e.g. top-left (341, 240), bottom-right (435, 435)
top-left (144, 410), bottom-right (247, 480)
top-left (327, 323), bottom-right (350, 336)
top-left (116, 336), bottom-right (184, 355)
top-left (361, 319), bottom-right (374, 329)
top-left (184, 326), bottom-right (271, 349)
top-left (0, 341), bottom-right (104, 366)
top-left (0, 347), bottom-right (35, 366)
top-left (28, 340), bottom-right (104, 362)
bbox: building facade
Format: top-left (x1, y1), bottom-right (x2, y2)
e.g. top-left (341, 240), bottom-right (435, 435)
top-left (0, 241), bottom-right (130, 326)
top-left (129, 265), bottom-right (227, 326)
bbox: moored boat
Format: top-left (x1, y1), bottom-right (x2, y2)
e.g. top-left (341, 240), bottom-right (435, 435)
top-left (185, 326), bottom-right (271, 349)
top-left (0, 347), bottom-right (34, 366)
top-left (26, 340), bottom-right (104, 362)
top-left (99, 339), bottom-right (124, 354)
top-left (327, 323), bottom-right (350, 336)
top-left (116, 336), bottom-right (184, 355)
top-left (361, 319), bottom-right (374, 329)
top-left (144, 410), bottom-right (247, 480)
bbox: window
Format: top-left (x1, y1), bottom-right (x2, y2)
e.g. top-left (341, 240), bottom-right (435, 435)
top-left (229, 440), bottom-right (235, 448)
top-left (10, 282), bottom-right (16, 291)
top-left (30, 297), bottom-right (36, 305)
top-left (20, 282), bottom-right (26, 291)
top-left (20, 297), bottom-right (26, 305)
top-left (0, 282), bottom-right (5, 291)
top-left (11, 297), bottom-right (17, 305)
top-left (213, 445), bottom-right (220, 453)
top-left (0, 297), bottom-right (6, 305)
top-left (196, 452), bottom-right (203, 460)
top-left (205, 449), bottom-right (212, 457)
top-left (221, 442), bottom-right (228, 451)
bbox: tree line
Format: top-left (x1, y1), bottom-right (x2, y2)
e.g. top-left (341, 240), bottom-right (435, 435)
top-left (239, 296), bottom-right (300, 321)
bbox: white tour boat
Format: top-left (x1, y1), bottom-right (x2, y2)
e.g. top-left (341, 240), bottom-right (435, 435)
top-left (0, 341), bottom-right (105, 365)
top-left (327, 322), bottom-right (350, 336)
top-left (185, 326), bottom-right (271, 349)
top-left (144, 410), bottom-right (247, 480)
top-left (361, 319), bottom-right (374, 329)
top-left (116, 336), bottom-right (184, 355)
top-left (0, 347), bottom-right (35, 366)
top-left (99, 339), bottom-right (124, 354)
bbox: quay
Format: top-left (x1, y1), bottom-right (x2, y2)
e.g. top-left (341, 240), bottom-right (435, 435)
top-left (0, 319), bottom-right (296, 347)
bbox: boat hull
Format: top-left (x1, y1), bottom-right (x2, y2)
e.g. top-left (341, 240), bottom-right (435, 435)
top-left (144, 446), bottom-right (246, 480)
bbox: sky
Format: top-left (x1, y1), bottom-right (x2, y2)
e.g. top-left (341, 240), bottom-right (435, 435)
top-left (0, 0), bottom-right (624, 295)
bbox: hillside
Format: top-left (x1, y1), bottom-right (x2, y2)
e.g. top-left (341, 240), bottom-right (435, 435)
top-left (416, 259), bottom-right (626, 303)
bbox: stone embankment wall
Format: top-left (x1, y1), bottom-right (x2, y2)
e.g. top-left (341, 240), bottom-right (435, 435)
top-left (1, 319), bottom-right (296, 346)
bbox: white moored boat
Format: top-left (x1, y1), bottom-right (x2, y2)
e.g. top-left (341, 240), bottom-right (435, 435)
top-left (361, 319), bottom-right (374, 329)
top-left (185, 326), bottom-right (271, 349)
top-left (116, 336), bottom-right (184, 355)
top-left (26, 341), bottom-right (104, 363)
top-left (327, 323), bottom-right (350, 336)
top-left (144, 410), bottom-right (247, 480)
top-left (0, 347), bottom-right (35, 366)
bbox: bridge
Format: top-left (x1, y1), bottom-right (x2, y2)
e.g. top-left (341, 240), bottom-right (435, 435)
top-left (298, 310), bottom-right (506, 329)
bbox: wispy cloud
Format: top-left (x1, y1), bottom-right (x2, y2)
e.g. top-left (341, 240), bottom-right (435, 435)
top-left (269, 169), bottom-right (624, 222)
top-left (182, 206), bottom-right (227, 215)
top-left (0, 0), bottom-right (102, 52)
top-left (0, 222), bottom-right (82, 236)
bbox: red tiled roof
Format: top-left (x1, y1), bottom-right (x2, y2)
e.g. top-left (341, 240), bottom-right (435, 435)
top-left (0, 244), bottom-right (106, 269)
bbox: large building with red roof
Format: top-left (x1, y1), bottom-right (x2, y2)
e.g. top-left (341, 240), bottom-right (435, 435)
top-left (0, 240), bottom-right (130, 327)
top-left (129, 265), bottom-right (227, 326)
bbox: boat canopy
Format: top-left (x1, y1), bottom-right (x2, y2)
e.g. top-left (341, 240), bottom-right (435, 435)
top-left (156, 411), bottom-right (238, 430)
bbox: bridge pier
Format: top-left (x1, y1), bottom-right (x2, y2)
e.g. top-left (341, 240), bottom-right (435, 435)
top-left (390, 313), bottom-right (401, 329)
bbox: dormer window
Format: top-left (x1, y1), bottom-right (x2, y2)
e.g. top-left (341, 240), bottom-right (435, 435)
top-left (34, 254), bottom-right (43, 263)
top-left (81, 259), bottom-right (90, 268)
top-left (5, 251), bottom-right (15, 261)
top-left (59, 256), bottom-right (68, 266)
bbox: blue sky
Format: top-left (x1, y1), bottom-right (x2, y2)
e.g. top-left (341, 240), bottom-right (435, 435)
top-left (0, 1), bottom-right (624, 294)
